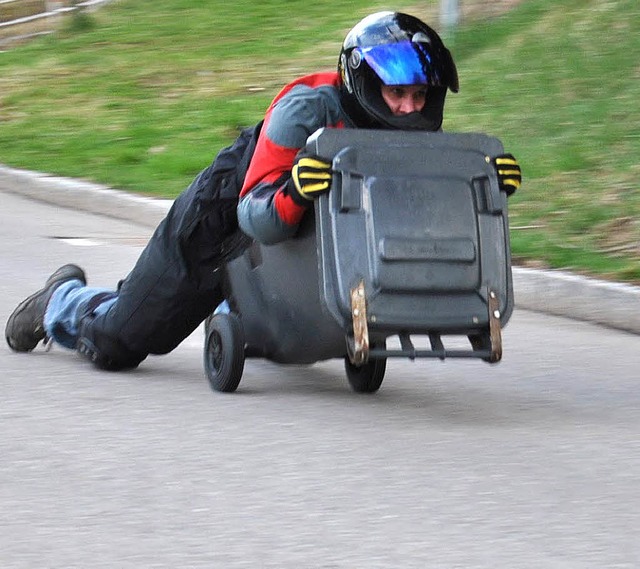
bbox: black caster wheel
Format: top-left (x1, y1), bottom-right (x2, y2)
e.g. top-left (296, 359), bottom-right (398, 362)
top-left (204, 313), bottom-right (245, 393)
top-left (344, 343), bottom-right (387, 394)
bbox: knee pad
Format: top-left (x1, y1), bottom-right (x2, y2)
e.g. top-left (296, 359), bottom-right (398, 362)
top-left (77, 316), bottom-right (147, 371)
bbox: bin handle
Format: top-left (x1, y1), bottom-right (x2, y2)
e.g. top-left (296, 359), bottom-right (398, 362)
top-left (333, 147), bottom-right (363, 212)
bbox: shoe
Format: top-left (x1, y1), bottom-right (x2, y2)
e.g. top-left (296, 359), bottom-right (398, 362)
top-left (5, 264), bottom-right (86, 352)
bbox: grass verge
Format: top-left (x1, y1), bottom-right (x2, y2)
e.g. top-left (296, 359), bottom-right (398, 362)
top-left (0, 0), bottom-right (638, 283)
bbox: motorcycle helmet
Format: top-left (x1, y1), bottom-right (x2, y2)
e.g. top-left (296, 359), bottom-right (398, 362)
top-left (338, 11), bottom-right (459, 130)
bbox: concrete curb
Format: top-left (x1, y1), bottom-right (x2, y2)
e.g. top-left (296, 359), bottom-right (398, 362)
top-left (512, 267), bottom-right (640, 335)
top-left (0, 165), bottom-right (172, 228)
top-left (2, 163), bottom-right (639, 335)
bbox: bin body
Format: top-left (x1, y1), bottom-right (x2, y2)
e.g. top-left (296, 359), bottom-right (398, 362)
top-left (225, 129), bottom-right (513, 364)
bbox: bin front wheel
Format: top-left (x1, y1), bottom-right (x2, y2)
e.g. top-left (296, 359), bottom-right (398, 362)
top-left (204, 313), bottom-right (245, 393)
top-left (344, 344), bottom-right (386, 393)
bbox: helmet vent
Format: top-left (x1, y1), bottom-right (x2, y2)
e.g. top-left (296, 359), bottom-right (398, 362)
top-left (349, 50), bottom-right (362, 70)
top-left (412, 32), bottom-right (432, 44)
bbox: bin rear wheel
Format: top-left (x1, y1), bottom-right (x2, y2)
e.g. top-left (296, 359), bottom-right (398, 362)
top-left (345, 345), bottom-right (386, 394)
top-left (204, 313), bottom-right (245, 393)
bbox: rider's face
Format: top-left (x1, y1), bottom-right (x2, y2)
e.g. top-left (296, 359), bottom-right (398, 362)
top-left (380, 84), bottom-right (427, 115)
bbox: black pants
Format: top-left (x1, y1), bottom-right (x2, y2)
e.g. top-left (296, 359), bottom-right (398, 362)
top-left (77, 123), bottom-right (261, 370)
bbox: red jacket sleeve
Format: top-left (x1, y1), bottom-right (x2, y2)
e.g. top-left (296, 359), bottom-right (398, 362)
top-left (237, 73), bottom-right (345, 244)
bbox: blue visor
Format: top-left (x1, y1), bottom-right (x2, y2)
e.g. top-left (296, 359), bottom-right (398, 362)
top-left (357, 41), bottom-right (441, 86)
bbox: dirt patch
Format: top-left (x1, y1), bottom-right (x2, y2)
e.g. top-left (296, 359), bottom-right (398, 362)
top-left (407, 0), bottom-right (527, 29)
top-left (460, 0), bottom-right (526, 20)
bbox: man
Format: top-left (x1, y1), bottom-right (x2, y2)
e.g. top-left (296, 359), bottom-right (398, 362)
top-left (5, 11), bottom-right (522, 371)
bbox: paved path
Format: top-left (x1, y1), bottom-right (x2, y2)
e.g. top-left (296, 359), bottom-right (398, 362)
top-left (1, 174), bottom-right (640, 568)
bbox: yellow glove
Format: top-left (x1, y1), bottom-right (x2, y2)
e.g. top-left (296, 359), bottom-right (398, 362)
top-left (492, 153), bottom-right (522, 196)
top-left (287, 149), bottom-right (332, 206)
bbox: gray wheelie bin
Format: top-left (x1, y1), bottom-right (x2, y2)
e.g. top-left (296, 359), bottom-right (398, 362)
top-left (204, 128), bottom-right (513, 393)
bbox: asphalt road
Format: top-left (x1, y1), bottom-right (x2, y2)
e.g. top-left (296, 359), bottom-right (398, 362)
top-left (2, 191), bottom-right (640, 568)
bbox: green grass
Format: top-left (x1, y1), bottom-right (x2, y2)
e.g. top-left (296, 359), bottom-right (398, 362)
top-left (1, 0), bottom-right (639, 283)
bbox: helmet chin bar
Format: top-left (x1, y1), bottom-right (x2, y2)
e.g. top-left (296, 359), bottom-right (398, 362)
top-left (379, 112), bottom-right (442, 131)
